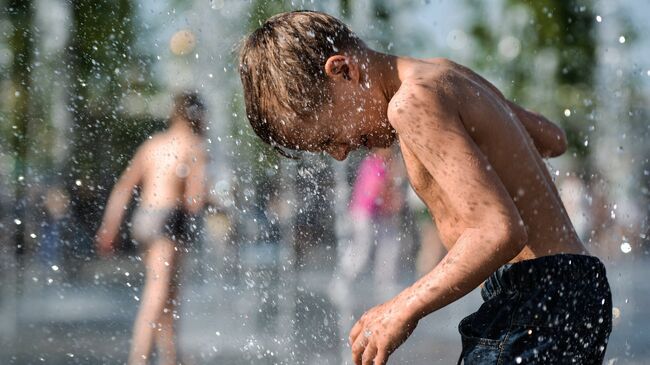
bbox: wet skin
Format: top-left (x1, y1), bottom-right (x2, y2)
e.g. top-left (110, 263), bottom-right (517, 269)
top-left (391, 58), bottom-right (586, 260)
top-left (358, 58), bottom-right (587, 365)
top-left (277, 55), bottom-right (587, 365)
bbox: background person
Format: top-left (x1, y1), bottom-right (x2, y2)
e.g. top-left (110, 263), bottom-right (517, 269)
top-left (96, 91), bottom-right (208, 365)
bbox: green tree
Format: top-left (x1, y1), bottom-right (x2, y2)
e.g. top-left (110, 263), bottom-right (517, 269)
top-left (64, 0), bottom-right (162, 254)
top-left (466, 0), bottom-right (597, 162)
top-left (6, 0), bottom-right (35, 256)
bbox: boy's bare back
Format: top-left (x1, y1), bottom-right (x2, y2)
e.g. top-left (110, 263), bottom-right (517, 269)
top-left (135, 128), bottom-right (206, 211)
top-left (388, 58), bottom-right (586, 264)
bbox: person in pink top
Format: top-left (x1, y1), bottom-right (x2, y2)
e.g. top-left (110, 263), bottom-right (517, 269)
top-left (349, 150), bottom-right (388, 219)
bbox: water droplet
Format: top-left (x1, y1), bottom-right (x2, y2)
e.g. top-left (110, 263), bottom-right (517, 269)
top-left (210, 0), bottom-right (225, 10)
top-left (620, 242), bottom-right (631, 253)
top-left (596, 15), bottom-right (602, 22)
top-left (75, 179), bottom-right (82, 186)
top-left (14, 219), bottom-right (21, 225)
top-left (564, 109), bottom-right (571, 117)
top-left (51, 265), bottom-right (59, 271)
top-left (618, 36), bottom-right (626, 44)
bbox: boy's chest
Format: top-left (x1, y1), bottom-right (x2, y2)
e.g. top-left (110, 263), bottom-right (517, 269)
top-left (399, 142), bottom-right (465, 246)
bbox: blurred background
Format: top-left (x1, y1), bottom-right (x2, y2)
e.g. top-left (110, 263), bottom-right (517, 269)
top-left (0, 0), bottom-right (649, 364)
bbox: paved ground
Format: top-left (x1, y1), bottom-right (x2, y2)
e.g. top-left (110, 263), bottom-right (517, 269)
top-left (1, 246), bottom-right (649, 364)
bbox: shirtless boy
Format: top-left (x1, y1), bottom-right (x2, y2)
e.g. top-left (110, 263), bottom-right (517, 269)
top-left (96, 92), bottom-right (208, 365)
top-left (239, 11), bottom-right (612, 365)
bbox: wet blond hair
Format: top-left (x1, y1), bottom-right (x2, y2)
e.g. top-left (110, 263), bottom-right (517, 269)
top-left (239, 11), bottom-right (364, 151)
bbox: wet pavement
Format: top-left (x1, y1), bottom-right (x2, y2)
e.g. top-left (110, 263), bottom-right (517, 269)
top-left (1, 247), bottom-right (649, 364)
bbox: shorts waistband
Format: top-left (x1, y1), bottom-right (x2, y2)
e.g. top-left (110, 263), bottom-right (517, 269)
top-left (481, 254), bottom-right (607, 301)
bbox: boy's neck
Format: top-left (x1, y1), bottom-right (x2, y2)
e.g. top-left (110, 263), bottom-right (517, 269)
top-left (362, 49), bottom-right (403, 104)
top-left (169, 118), bottom-right (193, 133)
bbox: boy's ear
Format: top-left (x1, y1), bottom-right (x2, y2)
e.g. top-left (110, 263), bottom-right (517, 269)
top-left (324, 55), bottom-right (359, 83)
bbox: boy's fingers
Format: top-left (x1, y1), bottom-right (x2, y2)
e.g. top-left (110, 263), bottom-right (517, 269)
top-left (374, 350), bottom-right (388, 365)
top-left (361, 342), bottom-right (378, 365)
top-left (351, 334), bottom-right (369, 365)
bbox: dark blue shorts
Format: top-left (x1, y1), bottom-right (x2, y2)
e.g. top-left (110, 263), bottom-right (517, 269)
top-left (458, 254), bottom-right (612, 364)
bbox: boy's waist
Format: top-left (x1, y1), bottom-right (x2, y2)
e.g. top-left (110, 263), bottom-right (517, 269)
top-left (481, 253), bottom-right (607, 301)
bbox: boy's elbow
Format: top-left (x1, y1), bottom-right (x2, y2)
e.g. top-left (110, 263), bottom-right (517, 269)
top-left (494, 221), bottom-right (528, 258)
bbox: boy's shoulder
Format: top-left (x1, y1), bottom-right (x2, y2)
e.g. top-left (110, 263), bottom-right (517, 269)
top-left (387, 59), bottom-right (462, 128)
top-left (135, 131), bottom-right (167, 155)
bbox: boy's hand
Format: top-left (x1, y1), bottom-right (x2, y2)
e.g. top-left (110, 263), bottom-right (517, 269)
top-left (349, 296), bottom-right (419, 365)
top-left (95, 228), bottom-right (115, 257)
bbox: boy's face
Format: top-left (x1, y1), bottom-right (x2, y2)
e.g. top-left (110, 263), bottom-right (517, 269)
top-left (279, 55), bottom-right (396, 161)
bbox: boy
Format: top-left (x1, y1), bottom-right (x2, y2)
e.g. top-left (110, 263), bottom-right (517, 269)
top-left (239, 11), bottom-right (612, 365)
top-left (96, 92), bottom-right (208, 365)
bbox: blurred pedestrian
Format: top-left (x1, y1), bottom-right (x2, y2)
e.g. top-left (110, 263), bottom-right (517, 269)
top-left (39, 186), bottom-right (70, 267)
top-left (96, 91), bottom-right (208, 365)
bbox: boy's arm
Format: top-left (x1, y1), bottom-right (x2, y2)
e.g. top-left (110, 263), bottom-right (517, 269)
top-left (96, 147), bottom-right (145, 255)
top-left (394, 87), bottom-right (528, 314)
top-left (349, 86), bottom-right (527, 365)
top-left (507, 101), bottom-right (568, 158)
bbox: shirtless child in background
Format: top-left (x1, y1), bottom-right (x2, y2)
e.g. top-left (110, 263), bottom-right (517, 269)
top-left (96, 92), bottom-right (208, 365)
top-left (239, 11), bottom-right (612, 365)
